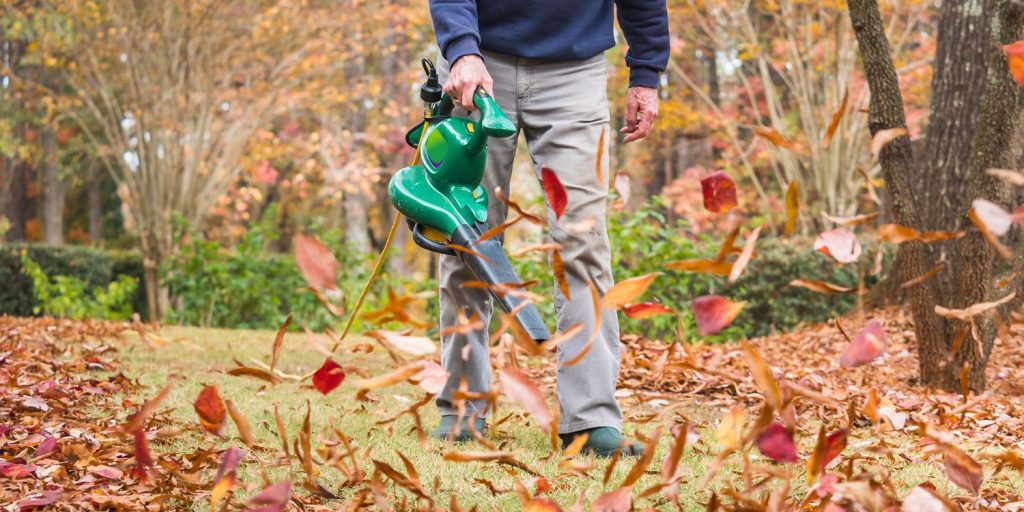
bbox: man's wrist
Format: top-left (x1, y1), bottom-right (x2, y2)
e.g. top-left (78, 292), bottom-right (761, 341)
top-left (445, 35), bottom-right (482, 66)
top-left (628, 67), bottom-right (661, 89)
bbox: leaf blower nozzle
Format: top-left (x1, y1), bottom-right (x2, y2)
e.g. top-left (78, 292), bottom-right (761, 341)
top-left (388, 59), bottom-right (551, 342)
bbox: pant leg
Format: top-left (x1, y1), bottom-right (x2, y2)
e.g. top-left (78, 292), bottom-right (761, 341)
top-left (517, 54), bottom-right (622, 434)
top-left (435, 51), bottom-right (520, 418)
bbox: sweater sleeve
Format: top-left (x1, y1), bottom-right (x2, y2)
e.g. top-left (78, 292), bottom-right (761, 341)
top-left (429, 0), bottom-right (483, 65)
top-left (614, 0), bottom-right (670, 88)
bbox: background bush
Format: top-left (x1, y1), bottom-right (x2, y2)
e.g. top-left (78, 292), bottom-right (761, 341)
top-left (0, 244), bottom-right (147, 318)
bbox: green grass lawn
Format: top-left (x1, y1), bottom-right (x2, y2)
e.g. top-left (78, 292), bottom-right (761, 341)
top-left (110, 324), bottom-right (1019, 510)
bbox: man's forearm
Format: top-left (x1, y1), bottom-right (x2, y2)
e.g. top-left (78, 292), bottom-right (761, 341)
top-left (615, 0), bottom-right (670, 88)
top-left (429, 0), bottom-right (482, 64)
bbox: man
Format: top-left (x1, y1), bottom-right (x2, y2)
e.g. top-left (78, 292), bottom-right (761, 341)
top-left (429, 0), bottom-right (669, 457)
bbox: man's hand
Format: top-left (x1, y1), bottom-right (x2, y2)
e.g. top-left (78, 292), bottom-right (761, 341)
top-left (620, 86), bottom-right (658, 144)
top-left (445, 55), bottom-right (493, 112)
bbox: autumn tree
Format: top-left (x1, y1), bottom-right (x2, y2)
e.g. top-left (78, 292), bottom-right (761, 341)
top-left (847, 0), bottom-right (1023, 391)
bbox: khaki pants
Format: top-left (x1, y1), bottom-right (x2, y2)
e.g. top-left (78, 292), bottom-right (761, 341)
top-left (436, 51), bottom-right (621, 434)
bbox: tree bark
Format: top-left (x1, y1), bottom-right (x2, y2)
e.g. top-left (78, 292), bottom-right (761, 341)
top-left (40, 127), bottom-right (64, 245)
top-left (846, 0), bottom-right (948, 388)
top-left (944, 0), bottom-right (1024, 392)
top-left (87, 159), bottom-right (103, 244)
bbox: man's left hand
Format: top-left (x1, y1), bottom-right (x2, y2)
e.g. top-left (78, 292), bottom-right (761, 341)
top-left (620, 86), bottom-right (659, 144)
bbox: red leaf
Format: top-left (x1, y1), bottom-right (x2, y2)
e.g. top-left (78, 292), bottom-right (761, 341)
top-left (823, 429), bottom-right (848, 468)
top-left (0, 461), bottom-right (36, 478)
top-left (194, 385), bottom-right (227, 435)
top-left (212, 447), bottom-right (245, 510)
top-left (756, 422), bottom-right (798, 463)
top-left (245, 481), bottom-right (292, 512)
top-left (700, 171), bottom-right (739, 213)
top-left (814, 228), bottom-right (862, 263)
top-left (839, 320), bottom-right (888, 367)
top-left (132, 427), bottom-right (154, 480)
top-left (1003, 40), bottom-right (1024, 86)
top-left (18, 490), bottom-right (60, 510)
top-left (312, 358), bottom-right (346, 394)
top-left (541, 166), bottom-right (568, 219)
top-left (943, 447), bottom-right (984, 494)
top-left (592, 487), bottom-right (632, 512)
top-left (622, 302), bottom-right (674, 319)
top-left (34, 435), bottom-right (56, 457)
top-left (692, 295), bottom-right (745, 336)
top-left (498, 367), bottom-right (552, 433)
top-left (293, 234), bottom-right (338, 291)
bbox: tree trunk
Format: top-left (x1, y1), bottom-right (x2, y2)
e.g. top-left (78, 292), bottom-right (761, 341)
top-left (87, 159), bottom-right (103, 244)
top-left (343, 189), bottom-right (370, 254)
top-left (846, 0), bottom-right (948, 388)
top-left (40, 127), bottom-right (64, 245)
top-left (943, 0), bottom-right (1024, 392)
top-left (6, 158), bottom-right (30, 242)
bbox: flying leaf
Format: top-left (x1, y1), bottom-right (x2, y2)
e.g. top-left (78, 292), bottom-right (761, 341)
top-left (729, 227), bottom-right (761, 282)
top-left (368, 331), bottom-right (437, 356)
top-left (123, 382), bottom-right (172, 432)
top-left (412, 360), bottom-right (448, 394)
top-left (602, 273), bottom-right (660, 310)
top-left (878, 224), bottom-right (965, 244)
top-left (986, 168), bottom-right (1024, 186)
top-left (814, 228), bottom-right (862, 263)
top-left (499, 367), bottom-right (553, 433)
top-left (211, 447), bottom-right (244, 510)
top-left (1003, 40), bottom-right (1024, 86)
top-left (621, 427), bottom-right (662, 488)
top-left (524, 499), bottom-right (562, 512)
top-left (822, 89), bottom-right (849, 148)
top-left (596, 126), bottom-right (606, 183)
top-left (754, 126), bottom-right (801, 152)
top-left (901, 263), bottom-right (945, 289)
top-left (807, 427), bottom-right (847, 483)
top-left (245, 481), bottom-right (292, 512)
top-left (443, 450), bottom-right (522, 462)
top-left (839, 320), bottom-right (888, 367)
top-left (311, 358), bottom-right (346, 394)
top-left (194, 385), bottom-right (227, 435)
top-left (902, 486), bottom-right (956, 512)
top-left (784, 181), bottom-right (800, 236)
top-left (613, 173), bottom-right (631, 210)
top-left (968, 207), bottom-right (1014, 259)
top-left (350, 363), bottom-right (423, 390)
top-left (870, 128), bottom-right (908, 157)
top-left (552, 250), bottom-right (571, 301)
top-left (823, 212), bottom-right (880, 226)
top-left (540, 166), bottom-right (568, 219)
top-left (664, 259), bottom-right (733, 276)
top-left (789, 279), bottom-right (854, 294)
top-left (942, 446), bottom-right (984, 494)
top-left (131, 428), bottom-right (154, 480)
top-left (270, 313), bottom-right (291, 374)
top-left (742, 343), bottom-right (782, 410)
top-left (934, 292), bottom-right (1016, 322)
top-left (756, 422), bottom-right (798, 463)
top-left (701, 171), bottom-right (739, 213)
top-left (622, 303), bottom-right (674, 319)
top-left (692, 295), bottom-right (744, 336)
top-left (972, 199), bottom-right (1013, 236)
top-left (226, 400), bottom-right (256, 448)
top-left (592, 487), bottom-right (632, 512)
top-left (293, 234), bottom-right (338, 290)
top-left (716, 406), bottom-right (745, 451)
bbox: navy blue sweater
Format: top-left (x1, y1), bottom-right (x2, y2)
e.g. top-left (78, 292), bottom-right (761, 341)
top-left (429, 0), bottom-right (669, 88)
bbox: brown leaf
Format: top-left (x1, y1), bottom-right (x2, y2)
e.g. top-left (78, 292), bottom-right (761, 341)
top-left (729, 227), bottom-right (761, 282)
top-left (878, 224), bottom-right (964, 244)
top-left (613, 173), bottom-right (631, 210)
top-left (564, 282), bottom-right (601, 367)
top-left (742, 343), bottom-right (782, 410)
top-left (541, 166), bottom-right (568, 219)
top-left (274, 404), bottom-right (290, 457)
top-left (499, 367), bottom-right (552, 433)
top-left (788, 279), bottom-right (854, 294)
top-left (621, 427), bottom-right (662, 488)
top-left (293, 234), bottom-right (338, 290)
top-left (552, 249), bottom-right (571, 301)
top-left (443, 450), bottom-right (522, 462)
top-left (901, 263), bottom-right (945, 289)
top-left (823, 211), bottom-right (880, 226)
top-left (596, 125), bottom-right (606, 184)
top-left (807, 427), bottom-right (847, 483)
top-left (754, 126), bottom-right (801, 152)
top-left (225, 400), bottom-right (255, 448)
top-left (350, 363), bottom-right (423, 390)
top-left (784, 181), bottom-right (800, 236)
top-left (716, 406), bottom-right (745, 452)
top-left (942, 446), bottom-right (984, 494)
top-left (986, 168), bottom-right (1024, 186)
top-left (602, 273), bottom-right (660, 310)
top-left (367, 331), bottom-right (437, 356)
top-left (592, 487), bottom-right (633, 512)
top-left (123, 382), bottom-right (172, 432)
top-left (822, 88), bottom-right (849, 148)
top-left (870, 127), bottom-right (908, 157)
top-left (934, 292), bottom-right (1016, 322)
top-left (622, 303), bottom-right (674, 319)
top-left (194, 385), bottom-right (227, 435)
top-left (664, 259), bottom-right (733, 276)
top-left (270, 313), bottom-right (292, 374)
top-left (968, 206), bottom-right (1013, 260)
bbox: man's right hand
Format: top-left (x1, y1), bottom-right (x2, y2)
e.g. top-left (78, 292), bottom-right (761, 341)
top-left (444, 55), bottom-right (493, 112)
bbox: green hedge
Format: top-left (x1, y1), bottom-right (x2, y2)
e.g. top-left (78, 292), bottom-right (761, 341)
top-left (0, 244), bottom-right (148, 318)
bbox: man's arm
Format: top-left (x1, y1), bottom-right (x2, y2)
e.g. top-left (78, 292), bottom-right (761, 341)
top-left (428, 0), bottom-right (493, 110)
top-left (615, 0), bottom-right (670, 143)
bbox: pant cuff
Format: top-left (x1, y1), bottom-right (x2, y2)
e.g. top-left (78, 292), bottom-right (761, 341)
top-left (558, 419), bottom-right (622, 435)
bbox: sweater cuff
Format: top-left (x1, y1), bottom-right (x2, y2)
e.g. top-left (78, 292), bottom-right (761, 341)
top-left (444, 35), bottom-right (482, 66)
top-left (628, 67), bottom-right (661, 89)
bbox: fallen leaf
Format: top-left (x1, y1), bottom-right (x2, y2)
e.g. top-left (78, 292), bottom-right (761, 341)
top-left (839, 320), bottom-right (888, 367)
top-left (901, 263), bottom-right (945, 289)
top-left (541, 166), bottom-right (568, 219)
top-left (871, 128), bottom-right (908, 157)
top-left (499, 367), bottom-right (552, 433)
top-left (701, 171), bottom-right (739, 213)
top-left (131, 428), bottom-right (153, 480)
top-left (814, 228), bottom-right (862, 263)
top-left (312, 358), bottom-right (346, 394)
top-left (293, 234), bottom-right (338, 290)
top-left (602, 273), bottom-right (660, 310)
top-left (692, 295), bottom-right (745, 336)
top-left (194, 385), bottom-right (227, 435)
top-left (756, 422), bottom-right (798, 463)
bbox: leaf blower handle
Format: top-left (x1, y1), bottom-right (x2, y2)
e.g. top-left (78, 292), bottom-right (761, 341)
top-left (471, 87), bottom-right (517, 138)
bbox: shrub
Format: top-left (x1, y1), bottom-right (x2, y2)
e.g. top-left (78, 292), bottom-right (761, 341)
top-left (0, 244), bottom-right (147, 318)
top-left (20, 253), bottom-right (138, 320)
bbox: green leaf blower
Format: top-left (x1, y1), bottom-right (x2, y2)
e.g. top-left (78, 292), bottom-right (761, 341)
top-left (388, 59), bottom-right (551, 342)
